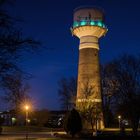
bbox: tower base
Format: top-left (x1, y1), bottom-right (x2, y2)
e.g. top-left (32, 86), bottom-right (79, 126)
top-left (76, 100), bottom-right (104, 130)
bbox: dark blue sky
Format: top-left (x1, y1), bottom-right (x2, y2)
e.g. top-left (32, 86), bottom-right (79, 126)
top-left (6, 0), bottom-right (140, 110)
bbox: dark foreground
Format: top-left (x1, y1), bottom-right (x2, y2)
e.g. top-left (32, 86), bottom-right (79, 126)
top-left (0, 133), bottom-right (140, 140)
top-left (0, 127), bottom-right (140, 140)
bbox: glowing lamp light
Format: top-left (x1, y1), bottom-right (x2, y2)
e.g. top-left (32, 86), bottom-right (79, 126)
top-left (11, 117), bottom-right (16, 125)
top-left (118, 115), bottom-right (121, 119)
top-left (97, 21), bottom-right (103, 27)
top-left (12, 117), bottom-right (16, 121)
top-left (90, 21), bottom-right (95, 25)
top-left (75, 23), bottom-right (79, 27)
top-left (12, 117), bottom-right (16, 123)
top-left (102, 23), bottom-right (105, 28)
top-left (73, 21), bottom-right (79, 27)
top-left (25, 105), bottom-right (29, 111)
top-left (27, 119), bottom-right (31, 123)
top-left (80, 21), bottom-right (86, 26)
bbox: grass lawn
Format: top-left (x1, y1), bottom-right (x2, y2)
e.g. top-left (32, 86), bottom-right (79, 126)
top-left (1, 126), bottom-right (140, 140)
top-left (2, 126), bottom-right (62, 132)
top-left (15, 138), bottom-right (66, 140)
top-left (15, 136), bottom-right (140, 140)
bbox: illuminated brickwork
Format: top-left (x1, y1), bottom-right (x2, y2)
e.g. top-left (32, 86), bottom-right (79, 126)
top-left (71, 7), bottom-right (107, 129)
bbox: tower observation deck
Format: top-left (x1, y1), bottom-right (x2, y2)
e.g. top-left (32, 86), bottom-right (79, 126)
top-left (71, 7), bottom-right (107, 129)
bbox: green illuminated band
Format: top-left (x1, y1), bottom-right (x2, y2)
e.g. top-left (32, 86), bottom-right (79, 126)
top-left (73, 20), bottom-right (106, 28)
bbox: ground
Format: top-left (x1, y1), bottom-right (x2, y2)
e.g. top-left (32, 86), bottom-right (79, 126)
top-left (0, 126), bottom-right (140, 140)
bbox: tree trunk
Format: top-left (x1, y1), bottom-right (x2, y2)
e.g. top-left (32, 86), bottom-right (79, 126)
top-left (131, 118), bottom-right (139, 136)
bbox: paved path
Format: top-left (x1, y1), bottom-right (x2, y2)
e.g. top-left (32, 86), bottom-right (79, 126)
top-left (0, 132), bottom-right (57, 140)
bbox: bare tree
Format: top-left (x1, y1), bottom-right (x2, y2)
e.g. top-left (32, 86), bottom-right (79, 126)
top-left (101, 65), bottom-right (117, 127)
top-left (0, 0), bottom-right (40, 109)
top-left (103, 54), bottom-right (140, 135)
top-left (78, 79), bottom-right (102, 131)
top-left (58, 77), bottom-right (77, 111)
top-left (2, 72), bottom-right (31, 113)
top-left (0, 0), bottom-right (39, 74)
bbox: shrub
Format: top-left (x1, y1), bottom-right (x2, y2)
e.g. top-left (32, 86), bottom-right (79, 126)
top-left (0, 117), bottom-right (4, 134)
top-left (64, 108), bottom-right (82, 137)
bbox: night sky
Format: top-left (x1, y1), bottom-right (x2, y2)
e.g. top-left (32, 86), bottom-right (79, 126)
top-left (4, 0), bottom-right (140, 110)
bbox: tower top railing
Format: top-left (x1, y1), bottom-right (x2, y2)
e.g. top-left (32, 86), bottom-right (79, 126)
top-left (72, 19), bottom-right (107, 29)
top-left (74, 5), bottom-right (105, 14)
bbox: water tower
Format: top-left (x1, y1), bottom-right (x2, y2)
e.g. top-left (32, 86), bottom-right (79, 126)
top-left (71, 7), bottom-right (107, 129)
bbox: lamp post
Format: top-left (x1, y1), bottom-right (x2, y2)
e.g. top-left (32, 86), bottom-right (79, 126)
top-left (95, 104), bottom-right (97, 136)
top-left (25, 105), bottom-right (29, 140)
top-left (118, 115), bottom-right (121, 129)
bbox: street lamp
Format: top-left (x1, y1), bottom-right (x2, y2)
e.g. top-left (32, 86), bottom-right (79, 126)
top-left (95, 105), bottom-right (97, 136)
top-left (25, 105), bottom-right (29, 140)
top-left (118, 115), bottom-right (121, 129)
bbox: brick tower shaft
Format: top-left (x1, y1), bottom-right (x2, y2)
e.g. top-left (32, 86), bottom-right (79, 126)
top-left (77, 36), bottom-right (101, 101)
top-left (71, 7), bottom-right (107, 129)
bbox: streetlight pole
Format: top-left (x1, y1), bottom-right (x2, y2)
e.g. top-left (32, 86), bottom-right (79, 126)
top-left (118, 115), bottom-right (121, 129)
top-left (25, 105), bottom-right (29, 140)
